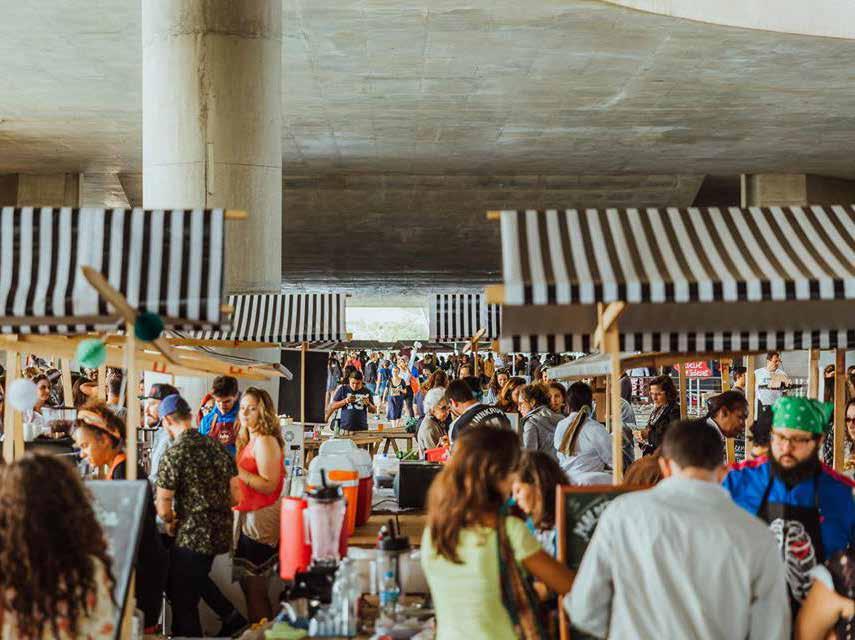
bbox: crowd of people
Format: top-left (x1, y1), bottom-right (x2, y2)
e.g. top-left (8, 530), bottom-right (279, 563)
top-left (412, 350), bottom-right (855, 640)
top-left (0, 373), bottom-right (289, 638)
top-left (2, 349), bottom-right (855, 638)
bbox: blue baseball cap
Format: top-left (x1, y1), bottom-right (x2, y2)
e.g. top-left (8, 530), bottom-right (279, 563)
top-left (158, 394), bottom-right (191, 420)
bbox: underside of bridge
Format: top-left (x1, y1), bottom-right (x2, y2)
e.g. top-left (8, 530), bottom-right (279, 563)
top-left (2, 1), bottom-right (854, 296)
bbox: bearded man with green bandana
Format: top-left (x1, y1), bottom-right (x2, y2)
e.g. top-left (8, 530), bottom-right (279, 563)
top-left (724, 396), bottom-right (855, 614)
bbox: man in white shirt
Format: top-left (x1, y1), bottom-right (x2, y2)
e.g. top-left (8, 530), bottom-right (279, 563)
top-left (755, 351), bottom-right (790, 408)
top-left (565, 418), bottom-right (790, 640)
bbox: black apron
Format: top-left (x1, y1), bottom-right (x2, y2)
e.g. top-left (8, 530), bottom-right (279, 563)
top-left (756, 472), bottom-right (825, 613)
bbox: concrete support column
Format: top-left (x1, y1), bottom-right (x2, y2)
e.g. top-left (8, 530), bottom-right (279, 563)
top-left (0, 173), bottom-right (80, 206)
top-left (142, 0), bottom-right (283, 294)
top-left (142, 5), bottom-right (283, 629)
top-left (741, 173), bottom-right (855, 207)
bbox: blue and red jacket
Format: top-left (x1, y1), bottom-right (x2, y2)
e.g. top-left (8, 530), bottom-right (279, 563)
top-left (723, 457), bottom-right (855, 557)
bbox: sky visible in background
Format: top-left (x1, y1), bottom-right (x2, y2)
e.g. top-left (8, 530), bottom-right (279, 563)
top-left (347, 307), bottom-right (428, 341)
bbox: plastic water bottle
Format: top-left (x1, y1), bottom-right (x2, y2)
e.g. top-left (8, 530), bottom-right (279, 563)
top-left (379, 570), bottom-right (400, 618)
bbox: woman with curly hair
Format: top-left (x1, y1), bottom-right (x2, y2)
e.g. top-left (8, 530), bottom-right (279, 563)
top-left (0, 453), bottom-right (116, 639)
top-left (422, 427), bottom-right (573, 640)
top-left (233, 387), bottom-right (285, 623)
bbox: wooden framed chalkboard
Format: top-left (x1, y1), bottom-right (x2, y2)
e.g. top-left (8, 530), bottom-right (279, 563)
top-left (86, 480), bottom-right (148, 640)
top-left (557, 484), bottom-right (649, 640)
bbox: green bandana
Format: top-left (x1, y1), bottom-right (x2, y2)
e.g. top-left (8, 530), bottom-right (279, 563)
top-left (771, 397), bottom-right (834, 435)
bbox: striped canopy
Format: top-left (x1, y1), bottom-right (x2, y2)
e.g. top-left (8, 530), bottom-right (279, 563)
top-left (429, 292), bottom-right (501, 343)
top-left (0, 207), bottom-right (226, 334)
top-left (194, 293), bottom-right (347, 344)
top-left (498, 207), bottom-right (855, 353)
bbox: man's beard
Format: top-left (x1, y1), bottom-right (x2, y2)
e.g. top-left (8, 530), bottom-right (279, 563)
top-left (771, 453), bottom-right (821, 488)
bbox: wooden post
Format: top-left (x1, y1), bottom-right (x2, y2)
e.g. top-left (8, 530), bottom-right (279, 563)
top-left (807, 348), bottom-right (820, 400)
top-left (745, 355), bottom-right (757, 459)
top-left (833, 348), bottom-right (846, 472)
top-left (721, 360), bottom-right (735, 463)
top-left (60, 360), bottom-right (73, 408)
top-left (2, 352), bottom-right (20, 463)
top-left (124, 332), bottom-right (139, 480)
top-left (473, 344), bottom-right (479, 378)
top-left (605, 325), bottom-right (623, 484)
top-left (300, 342), bottom-right (308, 425)
top-left (97, 363), bottom-right (107, 401)
top-left (678, 364), bottom-right (688, 419)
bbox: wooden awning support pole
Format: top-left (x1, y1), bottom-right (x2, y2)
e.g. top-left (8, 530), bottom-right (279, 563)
top-left (833, 349), bottom-right (846, 472)
top-left (678, 364), bottom-right (688, 420)
top-left (124, 331), bottom-right (139, 480)
top-left (721, 360), bottom-right (735, 463)
top-left (807, 348), bottom-right (820, 400)
top-left (2, 351), bottom-right (20, 463)
top-left (605, 323), bottom-right (623, 485)
top-left (98, 363), bottom-right (107, 401)
top-left (745, 356), bottom-right (757, 459)
top-left (300, 342), bottom-right (308, 425)
top-left (60, 361), bottom-right (73, 407)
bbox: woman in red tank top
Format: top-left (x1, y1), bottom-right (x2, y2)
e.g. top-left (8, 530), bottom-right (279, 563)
top-left (233, 387), bottom-right (284, 624)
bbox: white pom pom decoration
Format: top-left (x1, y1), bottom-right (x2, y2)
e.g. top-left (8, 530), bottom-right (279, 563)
top-left (8, 378), bottom-right (38, 411)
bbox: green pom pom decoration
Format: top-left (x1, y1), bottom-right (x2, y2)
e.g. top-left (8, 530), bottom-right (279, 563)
top-left (134, 311), bottom-right (164, 342)
top-left (76, 338), bottom-right (107, 369)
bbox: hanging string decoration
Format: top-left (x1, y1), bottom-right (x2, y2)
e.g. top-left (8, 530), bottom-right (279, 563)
top-left (76, 338), bottom-right (107, 369)
top-left (8, 378), bottom-right (38, 411)
top-left (134, 312), bottom-right (164, 342)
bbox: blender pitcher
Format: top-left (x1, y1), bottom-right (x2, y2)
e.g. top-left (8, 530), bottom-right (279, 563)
top-left (304, 481), bottom-right (346, 566)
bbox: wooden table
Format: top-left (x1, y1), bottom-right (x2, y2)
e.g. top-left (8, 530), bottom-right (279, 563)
top-left (349, 511), bottom-right (427, 548)
top-left (303, 430), bottom-right (417, 465)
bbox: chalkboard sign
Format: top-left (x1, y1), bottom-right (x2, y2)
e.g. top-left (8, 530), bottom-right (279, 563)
top-left (86, 480), bottom-right (148, 639)
top-left (557, 484), bottom-right (648, 640)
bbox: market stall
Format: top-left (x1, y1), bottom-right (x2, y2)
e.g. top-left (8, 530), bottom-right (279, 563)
top-left (168, 291), bottom-right (348, 425)
top-left (0, 206), bottom-right (241, 466)
top-left (428, 291), bottom-right (500, 374)
top-left (488, 206), bottom-right (855, 480)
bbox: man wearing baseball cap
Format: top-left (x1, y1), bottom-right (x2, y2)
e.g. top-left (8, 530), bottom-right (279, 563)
top-left (155, 393), bottom-right (245, 637)
top-left (143, 383), bottom-right (180, 486)
top-left (724, 396), bottom-right (855, 614)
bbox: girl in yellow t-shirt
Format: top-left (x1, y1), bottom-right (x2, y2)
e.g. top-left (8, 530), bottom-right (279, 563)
top-left (421, 427), bottom-right (574, 640)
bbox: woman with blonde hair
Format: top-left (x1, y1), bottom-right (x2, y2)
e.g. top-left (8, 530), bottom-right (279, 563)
top-left (233, 387), bottom-right (285, 623)
top-left (422, 427), bottom-right (574, 640)
top-left (0, 454), bottom-right (116, 639)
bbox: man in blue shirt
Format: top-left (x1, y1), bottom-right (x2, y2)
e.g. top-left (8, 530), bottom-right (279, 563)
top-left (724, 396), bottom-right (855, 613)
top-left (327, 370), bottom-right (376, 432)
top-left (199, 375), bottom-right (240, 456)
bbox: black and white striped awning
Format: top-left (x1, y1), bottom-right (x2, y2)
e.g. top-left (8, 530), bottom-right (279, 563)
top-left (194, 293), bottom-right (347, 344)
top-left (429, 292), bottom-right (501, 342)
top-left (0, 207), bottom-right (226, 334)
top-left (498, 207), bottom-right (855, 353)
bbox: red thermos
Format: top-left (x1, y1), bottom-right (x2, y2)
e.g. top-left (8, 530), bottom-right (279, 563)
top-left (279, 497), bottom-right (311, 580)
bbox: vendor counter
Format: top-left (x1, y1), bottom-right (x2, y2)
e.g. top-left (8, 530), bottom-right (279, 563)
top-left (350, 512), bottom-right (426, 549)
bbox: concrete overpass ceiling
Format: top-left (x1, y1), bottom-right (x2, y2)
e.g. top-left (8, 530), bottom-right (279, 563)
top-left (2, 1), bottom-right (854, 291)
top-left (602, 1), bottom-right (855, 40)
top-left (0, 1), bottom-right (853, 176)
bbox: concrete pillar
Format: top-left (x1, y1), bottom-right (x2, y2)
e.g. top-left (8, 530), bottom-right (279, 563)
top-left (741, 173), bottom-right (855, 208)
top-left (0, 173), bottom-right (80, 206)
top-left (143, 7), bottom-right (283, 628)
top-left (142, 0), bottom-right (283, 294)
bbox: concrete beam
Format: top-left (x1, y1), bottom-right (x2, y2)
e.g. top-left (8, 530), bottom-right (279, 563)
top-left (741, 173), bottom-right (855, 207)
top-left (0, 174), bottom-right (80, 206)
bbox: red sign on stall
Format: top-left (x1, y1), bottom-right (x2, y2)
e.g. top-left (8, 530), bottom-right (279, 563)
top-left (680, 361), bottom-right (713, 378)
